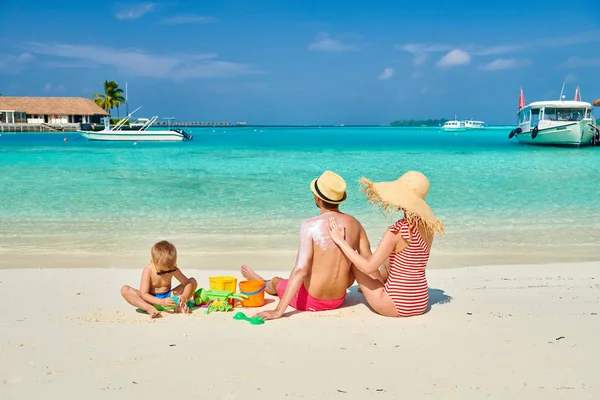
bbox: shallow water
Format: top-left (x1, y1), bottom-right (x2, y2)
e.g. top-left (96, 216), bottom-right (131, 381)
top-left (1, 126), bottom-right (599, 267)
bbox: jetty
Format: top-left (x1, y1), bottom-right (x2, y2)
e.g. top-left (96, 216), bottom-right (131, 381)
top-left (152, 121), bottom-right (247, 127)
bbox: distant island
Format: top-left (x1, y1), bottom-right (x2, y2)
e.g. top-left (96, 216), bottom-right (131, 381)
top-left (389, 119), bottom-right (448, 127)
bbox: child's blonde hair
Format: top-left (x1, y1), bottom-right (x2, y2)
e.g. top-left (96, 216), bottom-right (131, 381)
top-left (151, 240), bottom-right (177, 271)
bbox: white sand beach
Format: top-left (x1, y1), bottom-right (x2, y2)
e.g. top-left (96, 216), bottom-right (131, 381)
top-left (1, 262), bottom-right (599, 399)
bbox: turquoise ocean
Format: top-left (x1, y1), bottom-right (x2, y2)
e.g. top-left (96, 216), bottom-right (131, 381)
top-left (1, 126), bottom-right (599, 268)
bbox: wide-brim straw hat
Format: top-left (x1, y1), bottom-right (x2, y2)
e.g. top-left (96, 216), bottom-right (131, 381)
top-left (359, 171), bottom-right (445, 236)
top-left (310, 170), bottom-right (347, 205)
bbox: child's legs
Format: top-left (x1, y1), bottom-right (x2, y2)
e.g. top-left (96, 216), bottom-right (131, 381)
top-left (121, 285), bottom-right (155, 313)
top-left (351, 266), bottom-right (397, 318)
top-left (171, 277), bottom-right (198, 301)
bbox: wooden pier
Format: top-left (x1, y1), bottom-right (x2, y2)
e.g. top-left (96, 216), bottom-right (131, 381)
top-left (152, 121), bottom-right (247, 127)
top-left (0, 123), bottom-right (80, 133)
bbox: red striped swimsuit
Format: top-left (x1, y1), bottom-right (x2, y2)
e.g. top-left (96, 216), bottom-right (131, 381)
top-left (384, 219), bottom-right (430, 317)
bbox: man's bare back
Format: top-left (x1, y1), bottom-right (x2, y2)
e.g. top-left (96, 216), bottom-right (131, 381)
top-left (301, 211), bottom-right (366, 300)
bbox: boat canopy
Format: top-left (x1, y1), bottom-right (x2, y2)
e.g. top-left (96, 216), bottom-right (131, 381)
top-left (524, 100), bottom-right (592, 109)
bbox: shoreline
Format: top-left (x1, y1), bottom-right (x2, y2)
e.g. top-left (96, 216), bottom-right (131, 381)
top-left (2, 248), bottom-right (600, 270)
top-left (1, 262), bottom-right (598, 398)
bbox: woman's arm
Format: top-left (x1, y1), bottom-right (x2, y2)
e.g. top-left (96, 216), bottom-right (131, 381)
top-left (329, 217), bottom-right (398, 275)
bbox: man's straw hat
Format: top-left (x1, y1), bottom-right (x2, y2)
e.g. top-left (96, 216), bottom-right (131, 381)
top-left (359, 171), bottom-right (444, 236)
top-left (310, 170), bottom-right (347, 205)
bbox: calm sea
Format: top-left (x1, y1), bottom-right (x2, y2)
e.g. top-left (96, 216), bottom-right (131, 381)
top-left (1, 126), bottom-right (599, 268)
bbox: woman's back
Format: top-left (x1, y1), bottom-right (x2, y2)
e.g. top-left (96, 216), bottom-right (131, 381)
top-left (385, 218), bottom-right (431, 317)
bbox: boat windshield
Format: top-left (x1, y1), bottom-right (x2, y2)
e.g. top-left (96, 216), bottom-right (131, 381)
top-left (543, 108), bottom-right (587, 121)
top-left (518, 108), bottom-right (530, 124)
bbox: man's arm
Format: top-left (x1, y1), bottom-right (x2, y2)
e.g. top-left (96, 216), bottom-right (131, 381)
top-left (256, 221), bottom-right (313, 320)
top-left (358, 226), bottom-right (373, 258)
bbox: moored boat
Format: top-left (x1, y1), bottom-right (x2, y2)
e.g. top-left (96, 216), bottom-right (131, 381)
top-left (509, 86), bottom-right (598, 147)
top-left (78, 107), bottom-right (192, 142)
top-left (442, 119), bottom-right (466, 132)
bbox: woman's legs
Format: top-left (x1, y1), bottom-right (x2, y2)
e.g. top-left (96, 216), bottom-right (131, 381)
top-left (351, 266), bottom-right (397, 317)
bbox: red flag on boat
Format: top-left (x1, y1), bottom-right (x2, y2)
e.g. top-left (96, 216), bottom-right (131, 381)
top-left (518, 87), bottom-right (525, 110)
top-left (574, 86), bottom-right (580, 101)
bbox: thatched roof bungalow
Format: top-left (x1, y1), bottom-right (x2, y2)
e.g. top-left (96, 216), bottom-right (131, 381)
top-left (0, 96), bottom-right (109, 124)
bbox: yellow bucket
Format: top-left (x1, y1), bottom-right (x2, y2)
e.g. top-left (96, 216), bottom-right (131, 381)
top-left (208, 276), bottom-right (237, 292)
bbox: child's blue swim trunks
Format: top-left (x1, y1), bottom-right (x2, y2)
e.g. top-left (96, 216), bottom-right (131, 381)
top-left (152, 290), bottom-right (173, 299)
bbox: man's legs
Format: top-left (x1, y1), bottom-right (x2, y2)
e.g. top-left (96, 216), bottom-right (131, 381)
top-left (120, 285), bottom-right (161, 318)
top-left (241, 265), bottom-right (283, 296)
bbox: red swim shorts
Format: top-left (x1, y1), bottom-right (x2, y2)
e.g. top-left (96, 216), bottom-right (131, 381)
top-left (276, 279), bottom-right (345, 311)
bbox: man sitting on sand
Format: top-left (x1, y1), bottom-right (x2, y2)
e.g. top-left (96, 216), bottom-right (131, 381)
top-left (121, 240), bottom-right (198, 318)
top-left (241, 170), bottom-right (372, 321)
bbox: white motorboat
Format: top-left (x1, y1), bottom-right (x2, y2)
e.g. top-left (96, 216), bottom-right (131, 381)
top-left (78, 107), bottom-right (192, 142)
top-left (464, 120), bottom-right (485, 129)
top-left (509, 87), bottom-right (598, 147)
top-left (441, 119), bottom-right (466, 132)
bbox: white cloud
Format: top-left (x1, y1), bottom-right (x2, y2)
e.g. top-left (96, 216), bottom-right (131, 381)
top-left (308, 32), bottom-right (360, 53)
top-left (16, 52), bottom-right (35, 63)
top-left (114, 2), bottom-right (156, 20)
top-left (378, 67), bottom-right (394, 80)
top-left (437, 49), bottom-right (471, 68)
top-left (562, 56), bottom-right (600, 68)
top-left (0, 52), bottom-right (35, 72)
top-left (395, 44), bottom-right (452, 65)
top-left (480, 58), bottom-right (532, 71)
top-left (412, 71), bottom-right (424, 79)
top-left (420, 86), bottom-right (442, 96)
top-left (43, 83), bottom-right (66, 93)
top-left (396, 31), bottom-right (600, 65)
top-left (26, 42), bottom-right (262, 80)
top-left (162, 14), bottom-right (218, 24)
top-left (564, 73), bottom-right (577, 83)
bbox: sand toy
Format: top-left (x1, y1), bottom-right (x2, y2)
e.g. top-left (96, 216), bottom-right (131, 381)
top-left (193, 288), bottom-right (247, 314)
top-left (233, 312), bottom-right (265, 325)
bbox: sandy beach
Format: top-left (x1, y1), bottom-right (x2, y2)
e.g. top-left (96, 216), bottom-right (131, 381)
top-left (1, 262), bottom-right (599, 399)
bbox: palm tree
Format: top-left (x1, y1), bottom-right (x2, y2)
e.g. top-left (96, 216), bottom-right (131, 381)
top-left (93, 80), bottom-right (126, 117)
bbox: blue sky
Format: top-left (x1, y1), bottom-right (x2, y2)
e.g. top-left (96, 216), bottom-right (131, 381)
top-left (1, 0), bottom-right (599, 124)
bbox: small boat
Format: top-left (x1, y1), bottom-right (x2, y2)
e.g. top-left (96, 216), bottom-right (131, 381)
top-left (442, 119), bottom-right (466, 132)
top-left (509, 86), bottom-right (598, 147)
top-left (464, 120), bottom-right (486, 130)
top-left (78, 107), bottom-right (192, 142)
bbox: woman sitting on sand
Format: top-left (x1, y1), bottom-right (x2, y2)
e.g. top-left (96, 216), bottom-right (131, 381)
top-left (328, 171), bottom-right (444, 318)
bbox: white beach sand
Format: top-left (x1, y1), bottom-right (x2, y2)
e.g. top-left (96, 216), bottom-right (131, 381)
top-left (1, 262), bottom-right (599, 399)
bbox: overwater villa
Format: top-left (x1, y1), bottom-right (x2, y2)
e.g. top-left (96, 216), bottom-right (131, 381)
top-left (0, 96), bottom-right (108, 126)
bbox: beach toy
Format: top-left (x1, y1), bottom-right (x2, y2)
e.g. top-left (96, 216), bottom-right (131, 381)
top-left (233, 312), bottom-right (265, 325)
top-left (209, 276), bottom-right (238, 308)
top-left (239, 280), bottom-right (266, 307)
top-left (209, 276), bottom-right (237, 291)
top-left (193, 288), bottom-right (248, 314)
top-left (135, 296), bottom-right (195, 314)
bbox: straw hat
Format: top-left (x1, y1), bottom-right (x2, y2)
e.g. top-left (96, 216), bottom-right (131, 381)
top-left (359, 171), bottom-right (445, 236)
top-left (310, 170), bottom-right (347, 204)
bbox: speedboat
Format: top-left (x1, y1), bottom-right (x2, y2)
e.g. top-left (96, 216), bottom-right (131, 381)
top-left (509, 87), bottom-right (598, 147)
top-left (78, 107), bottom-right (192, 142)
